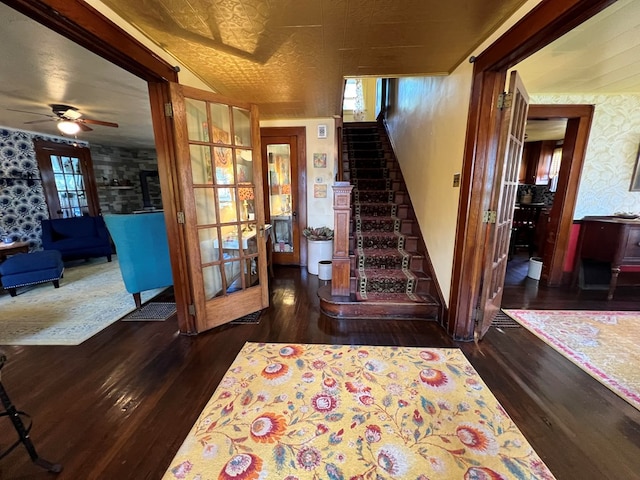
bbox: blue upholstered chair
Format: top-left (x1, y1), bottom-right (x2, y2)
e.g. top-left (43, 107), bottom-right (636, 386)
top-left (40, 216), bottom-right (113, 262)
top-left (103, 213), bottom-right (173, 308)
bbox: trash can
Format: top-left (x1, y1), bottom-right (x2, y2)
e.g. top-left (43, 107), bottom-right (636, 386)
top-left (527, 257), bottom-right (543, 280)
top-left (318, 260), bottom-right (332, 281)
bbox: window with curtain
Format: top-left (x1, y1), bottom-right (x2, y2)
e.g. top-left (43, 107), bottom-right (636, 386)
top-left (548, 146), bottom-right (562, 192)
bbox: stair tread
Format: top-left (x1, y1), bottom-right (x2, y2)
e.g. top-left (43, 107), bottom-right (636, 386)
top-left (357, 247), bottom-right (414, 255)
top-left (354, 292), bottom-right (437, 304)
top-left (356, 267), bottom-right (417, 278)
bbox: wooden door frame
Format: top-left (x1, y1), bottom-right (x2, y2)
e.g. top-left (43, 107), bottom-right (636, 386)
top-left (260, 126), bottom-right (308, 266)
top-left (528, 105), bottom-right (595, 286)
top-left (449, 0), bottom-right (616, 340)
top-left (5, 0), bottom-right (196, 333)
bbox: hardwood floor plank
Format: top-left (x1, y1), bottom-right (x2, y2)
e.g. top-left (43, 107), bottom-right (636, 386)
top-left (0, 264), bottom-right (639, 479)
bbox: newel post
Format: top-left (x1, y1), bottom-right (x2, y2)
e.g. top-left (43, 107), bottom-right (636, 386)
top-left (331, 182), bottom-right (353, 296)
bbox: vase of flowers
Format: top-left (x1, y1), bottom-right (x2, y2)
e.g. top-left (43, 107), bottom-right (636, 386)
top-left (303, 226), bottom-right (334, 275)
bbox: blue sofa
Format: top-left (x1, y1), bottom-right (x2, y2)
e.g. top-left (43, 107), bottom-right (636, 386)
top-left (40, 216), bottom-right (113, 262)
top-left (103, 213), bottom-right (173, 308)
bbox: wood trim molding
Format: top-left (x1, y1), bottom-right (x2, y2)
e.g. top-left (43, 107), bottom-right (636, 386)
top-left (4, 0), bottom-right (178, 83)
top-left (473, 0), bottom-right (618, 72)
top-left (449, 0), bottom-right (613, 341)
top-left (530, 105), bottom-right (595, 286)
top-left (148, 81), bottom-right (193, 334)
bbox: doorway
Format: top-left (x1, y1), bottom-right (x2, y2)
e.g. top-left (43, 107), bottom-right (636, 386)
top-left (260, 127), bottom-right (307, 266)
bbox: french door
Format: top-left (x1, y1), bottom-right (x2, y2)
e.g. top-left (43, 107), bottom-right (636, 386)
top-left (34, 140), bottom-right (100, 218)
top-left (168, 83), bottom-right (269, 332)
top-left (477, 71), bottom-right (530, 338)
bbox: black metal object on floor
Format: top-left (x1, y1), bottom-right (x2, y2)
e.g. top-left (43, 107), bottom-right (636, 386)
top-left (0, 354), bottom-right (62, 473)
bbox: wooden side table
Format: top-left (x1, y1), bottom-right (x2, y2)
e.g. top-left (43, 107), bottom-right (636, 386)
top-left (0, 241), bottom-right (29, 262)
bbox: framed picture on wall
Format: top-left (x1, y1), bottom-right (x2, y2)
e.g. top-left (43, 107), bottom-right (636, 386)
top-left (630, 143), bottom-right (640, 191)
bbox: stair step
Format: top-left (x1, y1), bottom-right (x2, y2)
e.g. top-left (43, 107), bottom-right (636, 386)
top-left (318, 285), bottom-right (439, 320)
top-left (353, 247), bottom-right (423, 269)
top-left (351, 251), bottom-right (424, 271)
top-left (350, 273), bottom-right (433, 296)
top-left (352, 232), bottom-right (417, 251)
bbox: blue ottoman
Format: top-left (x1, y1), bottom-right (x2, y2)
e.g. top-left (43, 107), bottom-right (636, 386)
top-left (0, 250), bottom-right (64, 297)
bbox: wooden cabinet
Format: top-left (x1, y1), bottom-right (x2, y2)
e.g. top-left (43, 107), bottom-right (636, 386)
top-left (519, 140), bottom-right (556, 185)
top-left (573, 216), bottom-right (640, 299)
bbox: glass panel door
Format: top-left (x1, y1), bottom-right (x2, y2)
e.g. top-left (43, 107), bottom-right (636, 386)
top-left (267, 144), bottom-right (293, 254)
top-left (51, 155), bottom-right (88, 218)
top-left (34, 141), bottom-right (100, 219)
top-left (170, 83), bottom-right (268, 332)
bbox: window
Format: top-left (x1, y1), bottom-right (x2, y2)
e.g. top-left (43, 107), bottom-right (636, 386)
top-left (342, 79), bottom-right (357, 111)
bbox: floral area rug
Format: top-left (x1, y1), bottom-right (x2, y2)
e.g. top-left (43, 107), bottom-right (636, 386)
top-left (504, 310), bottom-right (640, 411)
top-left (0, 257), bottom-right (165, 345)
top-left (164, 342), bottom-right (555, 479)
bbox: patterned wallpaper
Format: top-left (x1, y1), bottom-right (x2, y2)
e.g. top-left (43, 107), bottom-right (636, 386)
top-left (531, 94), bottom-right (640, 219)
top-left (0, 126), bottom-right (159, 251)
top-left (0, 128), bottom-right (87, 249)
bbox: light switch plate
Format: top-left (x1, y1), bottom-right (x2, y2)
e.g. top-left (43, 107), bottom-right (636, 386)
top-left (453, 173), bottom-right (461, 187)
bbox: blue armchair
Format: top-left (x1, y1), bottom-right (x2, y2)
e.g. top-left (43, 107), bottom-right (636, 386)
top-left (103, 213), bottom-right (173, 308)
top-left (40, 216), bottom-right (113, 262)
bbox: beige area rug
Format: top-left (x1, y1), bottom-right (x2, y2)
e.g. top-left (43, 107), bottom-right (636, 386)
top-left (504, 310), bottom-right (640, 411)
top-left (0, 257), bottom-right (166, 346)
top-left (164, 342), bottom-right (555, 479)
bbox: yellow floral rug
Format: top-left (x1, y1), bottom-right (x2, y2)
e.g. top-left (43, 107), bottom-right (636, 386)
top-left (504, 309), bottom-right (640, 411)
top-left (163, 343), bottom-right (555, 479)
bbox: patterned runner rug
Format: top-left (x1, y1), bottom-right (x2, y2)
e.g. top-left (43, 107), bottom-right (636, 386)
top-left (163, 342), bottom-right (555, 479)
top-left (504, 309), bottom-right (640, 411)
top-left (0, 257), bottom-right (166, 345)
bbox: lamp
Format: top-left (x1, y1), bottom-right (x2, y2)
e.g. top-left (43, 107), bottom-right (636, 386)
top-left (57, 120), bottom-right (81, 135)
top-left (238, 186), bottom-right (255, 231)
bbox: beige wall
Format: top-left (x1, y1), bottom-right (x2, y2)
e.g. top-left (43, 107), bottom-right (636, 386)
top-left (260, 118), bottom-right (338, 230)
top-left (384, 0), bottom-right (541, 305)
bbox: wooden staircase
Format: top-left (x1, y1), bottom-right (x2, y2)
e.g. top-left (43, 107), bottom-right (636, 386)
top-left (319, 121), bottom-right (442, 321)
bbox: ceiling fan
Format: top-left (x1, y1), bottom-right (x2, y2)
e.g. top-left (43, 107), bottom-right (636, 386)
top-left (8, 103), bottom-right (119, 135)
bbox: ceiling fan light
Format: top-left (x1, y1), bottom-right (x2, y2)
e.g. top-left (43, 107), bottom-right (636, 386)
top-left (57, 120), bottom-right (80, 135)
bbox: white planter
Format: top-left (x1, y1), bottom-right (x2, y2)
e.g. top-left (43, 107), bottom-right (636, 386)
top-left (307, 239), bottom-right (333, 275)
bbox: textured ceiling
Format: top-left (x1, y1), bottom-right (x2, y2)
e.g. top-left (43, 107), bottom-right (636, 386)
top-left (0, 1), bottom-right (639, 148)
top-left (100, 0), bottom-right (528, 119)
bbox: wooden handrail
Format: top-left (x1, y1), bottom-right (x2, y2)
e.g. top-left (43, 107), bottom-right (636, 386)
top-left (331, 182), bottom-right (353, 296)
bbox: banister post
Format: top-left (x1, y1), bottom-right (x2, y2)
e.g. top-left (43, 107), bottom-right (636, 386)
top-left (331, 181), bottom-right (353, 296)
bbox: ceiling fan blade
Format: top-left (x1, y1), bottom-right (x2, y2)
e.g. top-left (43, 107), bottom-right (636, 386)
top-left (24, 118), bottom-right (55, 125)
top-left (8, 108), bottom-right (55, 118)
top-left (78, 122), bottom-right (93, 132)
top-left (82, 118), bottom-right (119, 128)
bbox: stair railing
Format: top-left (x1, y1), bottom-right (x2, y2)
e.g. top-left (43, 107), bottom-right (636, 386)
top-left (331, 181), bottom-right (353, 296)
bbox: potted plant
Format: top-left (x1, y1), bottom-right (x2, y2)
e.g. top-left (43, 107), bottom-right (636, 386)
top-left (303, 226), bottom-right (334, 275)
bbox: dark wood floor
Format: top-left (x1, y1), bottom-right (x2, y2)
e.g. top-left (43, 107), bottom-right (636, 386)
top-left (1, 259), bottom-right (639, 479)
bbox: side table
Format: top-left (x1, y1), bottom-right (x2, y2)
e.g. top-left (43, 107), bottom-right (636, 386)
top-left (0, 241), bottom-right (29, 262)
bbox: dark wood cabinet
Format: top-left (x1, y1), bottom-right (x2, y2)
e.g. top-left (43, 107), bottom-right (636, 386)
top-left (519, 140), bottom-right (555, 185)
top-left (573, 216), bottom-right (640, 299)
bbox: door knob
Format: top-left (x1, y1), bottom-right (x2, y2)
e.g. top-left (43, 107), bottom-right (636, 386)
top-left (292, 211), bottom-right (297, 217)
